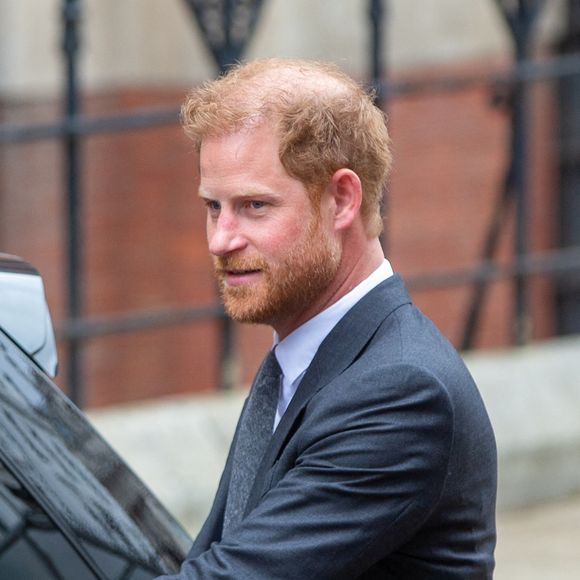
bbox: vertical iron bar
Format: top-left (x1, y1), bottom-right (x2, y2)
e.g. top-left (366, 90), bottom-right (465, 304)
top-left (555, 0), bottom-right (580, 334)
top-left (369, 0), bottom-right (389, 251)
top-left (463, 0), bottom-right (542, 348)
top-left (369, 0), bottom-right (386, 108)
top-left (220, 308), bottom-right (235, 391)
top-left (511, 1), bottom-right (535, 345)
top-left (217, 3), bottom-right (235, 391)
top-left (223, 0), bottom-right (234, 70)
top-left (62, 0), bottom-right (83, 405)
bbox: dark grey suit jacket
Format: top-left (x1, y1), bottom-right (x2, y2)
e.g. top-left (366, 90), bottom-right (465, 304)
top-left (161, 275), bottom-right (497, 579)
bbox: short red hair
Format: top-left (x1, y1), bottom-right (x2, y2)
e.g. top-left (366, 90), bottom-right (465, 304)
top-left (181, 58), bottom-right (392, 236)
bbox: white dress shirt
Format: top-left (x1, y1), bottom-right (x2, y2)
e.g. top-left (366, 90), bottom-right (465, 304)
top-left (272, 259), bottom-right (394, 430)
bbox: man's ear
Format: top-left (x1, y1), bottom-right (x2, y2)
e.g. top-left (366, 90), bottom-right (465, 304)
top-left (329, 168), bottom-right (363, 231)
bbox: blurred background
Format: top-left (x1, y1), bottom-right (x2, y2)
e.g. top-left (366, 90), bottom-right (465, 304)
top-left (1, 1), bottom-right (580, 578)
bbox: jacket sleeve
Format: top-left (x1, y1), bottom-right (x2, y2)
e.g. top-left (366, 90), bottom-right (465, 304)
top-left (157, 364), bottom-right (454, 580)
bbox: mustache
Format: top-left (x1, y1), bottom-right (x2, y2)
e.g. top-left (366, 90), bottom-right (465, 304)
top-left (213, 256), bottom-right (269, 275)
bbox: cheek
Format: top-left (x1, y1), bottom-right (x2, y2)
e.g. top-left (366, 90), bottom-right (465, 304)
top-left (261, 219), bottom-right (310, 258)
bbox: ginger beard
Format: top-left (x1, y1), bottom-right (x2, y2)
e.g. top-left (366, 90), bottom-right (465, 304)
top-left (213, 213), bottom-right (341, 326)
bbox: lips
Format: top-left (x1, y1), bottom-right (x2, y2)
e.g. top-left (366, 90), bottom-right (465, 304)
top-left (214, 260), bottom-right (265, 287)
top-left (215, 257), bottom-right (267, 286)
top-left (226, 268), bottom-right (260, 276)
top-left (223, 270), bottom-right (261, 287)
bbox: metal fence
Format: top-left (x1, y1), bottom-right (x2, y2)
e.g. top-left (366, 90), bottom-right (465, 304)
top-left (1, 0), bottom-right (580, 407)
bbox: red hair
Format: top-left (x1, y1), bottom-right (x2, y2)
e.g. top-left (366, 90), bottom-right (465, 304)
top-left (181, 58), bottom-right (392, 236)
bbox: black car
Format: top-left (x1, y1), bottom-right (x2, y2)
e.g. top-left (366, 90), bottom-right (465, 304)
top-left (0, 253), bottom-right (191, 579)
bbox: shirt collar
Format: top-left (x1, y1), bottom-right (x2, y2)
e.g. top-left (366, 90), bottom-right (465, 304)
top-left (274, 259), bottom-right (393, 385)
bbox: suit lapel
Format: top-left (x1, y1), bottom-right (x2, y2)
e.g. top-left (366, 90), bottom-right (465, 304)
top-left (246, 274), bottom-right (411, 510)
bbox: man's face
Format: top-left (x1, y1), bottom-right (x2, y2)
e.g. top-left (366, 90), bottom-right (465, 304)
top-left (198, 124), bottom-right (341, 335)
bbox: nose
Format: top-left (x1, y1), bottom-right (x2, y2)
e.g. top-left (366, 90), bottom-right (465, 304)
top-left (208, 214), bottom-right (247, 257)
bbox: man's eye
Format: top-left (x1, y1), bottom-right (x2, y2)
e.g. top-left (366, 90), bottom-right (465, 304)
top-left (206, 200), bottom-right (221, 212)
top-left (249, 200), bottom-right (266, 210)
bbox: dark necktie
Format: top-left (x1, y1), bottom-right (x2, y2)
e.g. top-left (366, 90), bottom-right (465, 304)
top-left (222, 349), bottom-right (281, 532)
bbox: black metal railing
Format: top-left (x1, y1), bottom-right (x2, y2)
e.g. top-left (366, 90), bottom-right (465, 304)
top-left (1, 0), bottom-right (580, 407)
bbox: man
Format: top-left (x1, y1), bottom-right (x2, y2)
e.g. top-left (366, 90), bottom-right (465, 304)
top-left (160, 58), bottom-right (497, 579)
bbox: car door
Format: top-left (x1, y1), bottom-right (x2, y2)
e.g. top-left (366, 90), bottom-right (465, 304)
top-left (0, 255), bottom-right (191, 579)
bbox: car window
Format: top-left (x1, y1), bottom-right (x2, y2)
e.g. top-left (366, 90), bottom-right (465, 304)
top-left (0, 328), bottom-right (190, 577)
top-left (0, 459), bottom-right (100, 579)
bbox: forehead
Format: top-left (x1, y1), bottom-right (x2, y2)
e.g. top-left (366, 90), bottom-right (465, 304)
top-left (200, 123), bottom-right (278, 166)
top-left (198, 124), bottom-right (295, 194)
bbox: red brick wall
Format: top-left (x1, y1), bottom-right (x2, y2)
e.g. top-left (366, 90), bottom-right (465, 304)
top-left (0, 60), bottom-right (559, 407)
top-left (388, 61), bottom-right (558, 349)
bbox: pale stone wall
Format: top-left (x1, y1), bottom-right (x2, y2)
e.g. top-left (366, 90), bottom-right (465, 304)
top-left (89, 335), bottom-right (580, 536)
top-left (0, 0), bottom-right (565, 98)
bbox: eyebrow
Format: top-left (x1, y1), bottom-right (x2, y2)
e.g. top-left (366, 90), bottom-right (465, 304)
top-left (198, 189), bottom-right (279, 200)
